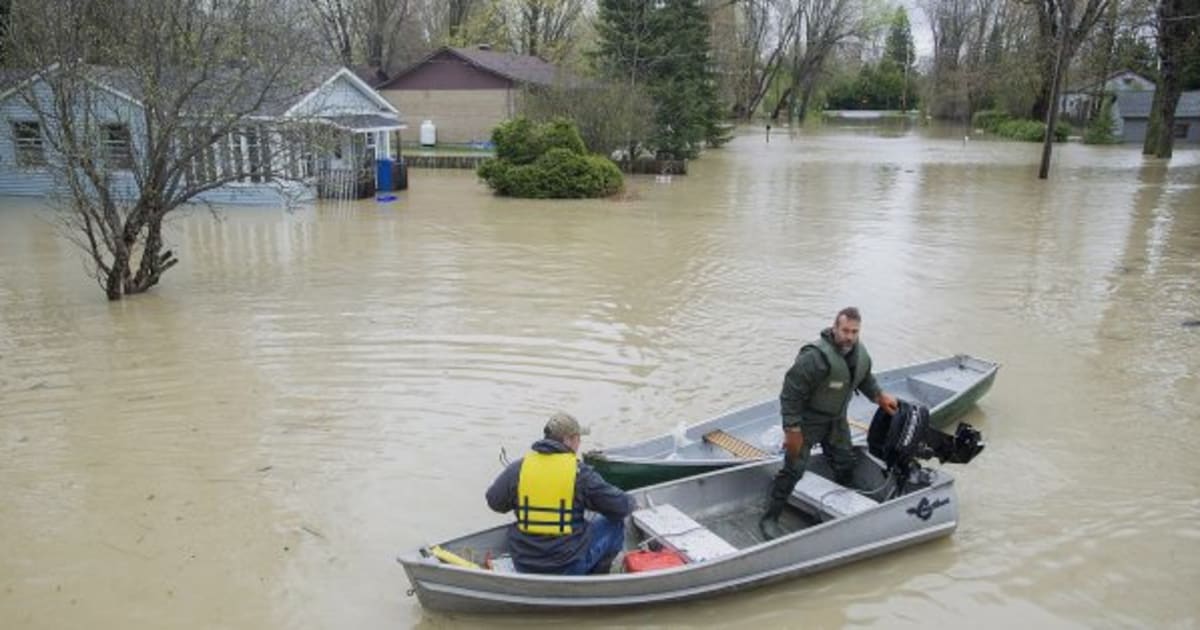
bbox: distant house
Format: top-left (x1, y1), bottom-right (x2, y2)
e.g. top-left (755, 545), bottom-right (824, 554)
top-left (0, 65), bottom-right (405, 205)
top-left (1111, 90), bottom-right (1200, 144)
top-left (1059, 69), bottom-right (1156, 122)
top-left (378, 45), bottom-right (577, 145)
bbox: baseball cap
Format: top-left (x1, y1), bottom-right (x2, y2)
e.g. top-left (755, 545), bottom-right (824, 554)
top-left (544, 411), bottom-right (590, 440)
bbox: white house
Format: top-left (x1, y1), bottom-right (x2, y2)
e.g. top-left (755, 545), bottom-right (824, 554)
top-left (0, 65), bottom-right (406, 205)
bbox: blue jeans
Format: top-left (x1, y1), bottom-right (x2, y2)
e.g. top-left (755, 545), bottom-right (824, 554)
top-left (563, 515), bottom-right (625, 576)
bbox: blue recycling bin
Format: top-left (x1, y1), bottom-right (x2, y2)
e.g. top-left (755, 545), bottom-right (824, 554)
top-left (376, 158), bottom-right (393, 192)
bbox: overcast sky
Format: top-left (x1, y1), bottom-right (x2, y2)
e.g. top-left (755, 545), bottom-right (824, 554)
top-left (900, 0), bottom-right (936, 60)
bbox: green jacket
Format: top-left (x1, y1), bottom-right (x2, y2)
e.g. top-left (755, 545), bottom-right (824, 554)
top-left (779, 328), bottom-right (882, 428)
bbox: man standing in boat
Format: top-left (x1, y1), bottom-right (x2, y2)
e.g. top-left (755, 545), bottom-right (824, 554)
top-left (760, 307), bottom-right (900, 540)
top-left (486, 412), bottom-right (635, 574)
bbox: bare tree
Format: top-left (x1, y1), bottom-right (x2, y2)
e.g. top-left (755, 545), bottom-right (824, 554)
top-left (726, 0), bottom-right (801, 119)
top-left (9, 0), bottom-right (334, 300)
top-left (1036, 0), bottom-right (1115, 177)
top-left (308, 0), bottom-right (413, 75)
top-left (920, 0), bottom-right (976, 118)
top-left (414, 0), bottom-right (481, 43)
top-left (771, 0), bottom-right (871, 120)
top-left (521, 81), bottom-right (656, 157)
top-left (363, 0), bottom-right (413, 72)
top-left (448, 0), bottom-right (480, 38)
top-left (514, 0), bottom-right (586, 59)
top-left (1027, 0), bottom-right (1114, 120)
top-left (309, 0), bottom-right (355, 66)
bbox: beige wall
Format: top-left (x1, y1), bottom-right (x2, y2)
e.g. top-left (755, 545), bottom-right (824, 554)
top-left (381, 89), bottom-right (517, 145)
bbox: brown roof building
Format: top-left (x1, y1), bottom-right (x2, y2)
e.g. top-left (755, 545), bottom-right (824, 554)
top-left (378, 46), bottom-right (577, 145)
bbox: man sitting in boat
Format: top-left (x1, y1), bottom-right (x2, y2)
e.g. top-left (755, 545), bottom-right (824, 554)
top-left (760, 307), bottom-right (900, 540)
top-left (486, 412), bottom-right (635, 574)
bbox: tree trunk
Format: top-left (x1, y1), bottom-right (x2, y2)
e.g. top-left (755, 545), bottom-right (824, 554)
top-left (131, 215), bottom-right (177, 293)
top-left (1143, 0), bottom-right (1187, 158)
top-left (104, 246), bottom-right (130, 301)
top-left (770, 87), bottom-right (793, 121)
top-left (366, 31), bottom-right (383, 69)
top-left (1031, 53), bottom-right (1056, 120)
top-left (1039, 28), bottom-right (1070, 179)
top-left (797, 79), bottom-right (817, 121)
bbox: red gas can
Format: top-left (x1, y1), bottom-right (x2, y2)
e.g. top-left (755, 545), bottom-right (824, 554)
top-left (623, 549), bottom-right (686, 573)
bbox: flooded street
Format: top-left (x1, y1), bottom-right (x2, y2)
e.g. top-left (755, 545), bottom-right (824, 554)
top-left (2, 124), bottom-right (1198, 629)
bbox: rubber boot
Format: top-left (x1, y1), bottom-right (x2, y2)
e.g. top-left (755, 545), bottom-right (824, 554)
top-left (835, 469), bottom-right (857, 491)
top-left (758, 496), bottom-right (787, 541)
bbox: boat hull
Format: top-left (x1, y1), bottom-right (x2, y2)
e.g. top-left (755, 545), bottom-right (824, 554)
top-left (585, 354), bottom-right (997, 489)
top-left (399, 457), bottom-right (960, 613)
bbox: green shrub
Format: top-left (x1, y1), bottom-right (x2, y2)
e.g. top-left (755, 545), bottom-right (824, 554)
top-left (479, 118), bottom-right (623, 199)
top-left (539, 119), bottom-right (587, 156)
top-left (986, 118), bottom-right (1069, 142)
top-left (476, 158), bottom-right (508, 184)
top-left (1054, 121), bottom-right (1071, 141)
top-left (1083, 97), bottom-right (1118, 144)
top-left (492, 118), bottom-right (543, 165)
top-left (996, 119), bottom-right (1046, 141)
top-left (972, 109), bottom-right (1010, 132)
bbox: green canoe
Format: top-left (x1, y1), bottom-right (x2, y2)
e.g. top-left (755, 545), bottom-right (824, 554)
top-left (583, 354), bottom-right (999, 489)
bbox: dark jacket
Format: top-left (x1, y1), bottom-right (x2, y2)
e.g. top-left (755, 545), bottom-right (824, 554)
top-left (486, 438), bottom-right (635, 573)
top-left (780, 327), bottom-right (882, 429)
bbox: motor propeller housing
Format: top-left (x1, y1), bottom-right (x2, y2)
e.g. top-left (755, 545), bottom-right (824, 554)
top-left (867, 399), bottom-right (985, 470)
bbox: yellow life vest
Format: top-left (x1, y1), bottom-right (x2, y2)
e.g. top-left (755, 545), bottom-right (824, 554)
top-left (516, 452), bottom-right (581, 535)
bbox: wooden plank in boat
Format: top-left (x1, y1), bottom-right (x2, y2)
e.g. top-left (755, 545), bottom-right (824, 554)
top-left (702, 429), bottom-right (770, 459)
top-left (632, 504), bottom-right (737, 563)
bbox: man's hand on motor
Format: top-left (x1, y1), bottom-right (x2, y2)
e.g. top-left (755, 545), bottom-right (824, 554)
top-left (877, 392), bottom-right (899, 416)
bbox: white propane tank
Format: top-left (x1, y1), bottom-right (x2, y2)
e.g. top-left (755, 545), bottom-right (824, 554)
top-left (420, 120), bottom-right (437, 146)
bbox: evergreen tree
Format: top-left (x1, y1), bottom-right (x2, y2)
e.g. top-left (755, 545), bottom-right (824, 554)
top-left (881, 8), bottom-right (917, 111)
top-left (884, 8), bottom-right (915, 71)
top-left (593, 0), bottom-right (726, 159)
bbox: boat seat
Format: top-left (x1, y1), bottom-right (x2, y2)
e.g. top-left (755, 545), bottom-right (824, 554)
top-left (904, 376), bottom-right (956, 406)
top-left (632, 504), bottom-right (738, 562)
top-left (703, 429), bottom-right (771, 459)
top-left (787, 473), bottom-right (878, 518)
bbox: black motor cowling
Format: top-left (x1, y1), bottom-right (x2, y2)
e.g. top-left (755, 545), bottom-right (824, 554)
top-left (867, 399), bottom-right (985, 471)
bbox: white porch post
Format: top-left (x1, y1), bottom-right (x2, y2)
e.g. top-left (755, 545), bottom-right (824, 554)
top-left (379, 130), bottom-right (389, 160)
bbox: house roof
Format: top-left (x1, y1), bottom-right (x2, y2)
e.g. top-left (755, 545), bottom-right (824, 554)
top-left (0, 68), bottom-right (36, 92)
top-left (1066, 68), bottom-right (1154, 94)
top-left (324, 113), bottom-right (405, 131)
top-left (351, 65), bottom-right (391, 88)
top-left (1116, 90), bottom-right (1200, 119)
top-left (0, 64), bottom-right (397, 120)
top-left (381, 46), bottom-right (580, 89)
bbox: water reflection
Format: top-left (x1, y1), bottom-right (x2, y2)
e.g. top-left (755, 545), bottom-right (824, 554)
top-left (1, 124), bottom-right (1198, 629)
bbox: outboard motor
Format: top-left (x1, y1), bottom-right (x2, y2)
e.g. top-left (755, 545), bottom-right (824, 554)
top-left (867, 399), bottom-right (984, 495)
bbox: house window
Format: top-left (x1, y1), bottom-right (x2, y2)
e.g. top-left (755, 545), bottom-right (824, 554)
top-left (241, 126), bottom-right (272, 183)
top-left (1174, 123), bottom-right (1189, 139)
top-left (229, 131), bottom-right (245, 179)
top-left (101, 123), bottom-right (133, 169)
top-left (12, 121), bottom-right (46, 167)
top-left (244, 127), bottom-right (260, 183)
